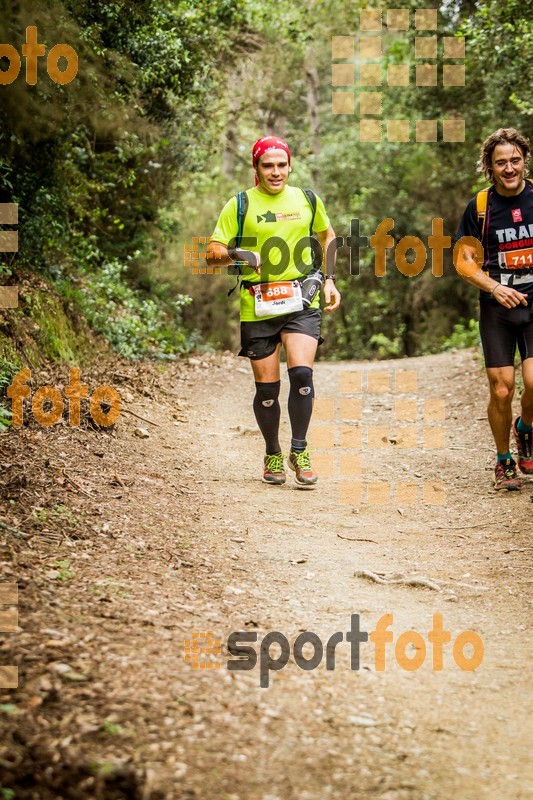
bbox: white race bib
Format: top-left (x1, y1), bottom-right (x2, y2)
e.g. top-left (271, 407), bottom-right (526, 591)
top-left (253, 281), bottom-right (304, 317)
top-left (498, 247), bottom-right (533, 270)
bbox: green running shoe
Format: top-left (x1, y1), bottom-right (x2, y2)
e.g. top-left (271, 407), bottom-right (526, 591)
top-left (263, 452), bottom-right (286, 485)
top-left (288, 449), bottom-right (318, 486)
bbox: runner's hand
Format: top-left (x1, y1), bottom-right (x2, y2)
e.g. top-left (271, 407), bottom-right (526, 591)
top-left (230, 248), bottom-right (262, 274)
top-left (323, 279), bottom-right (341, 312)
top-left (492, 284), bottom-right (528, 308)
top-left (252, 254), bottom-right (262, 275)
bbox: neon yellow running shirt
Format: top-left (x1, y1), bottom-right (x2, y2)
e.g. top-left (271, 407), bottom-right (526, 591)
top-left (210, 185), bottom-right (330, 321)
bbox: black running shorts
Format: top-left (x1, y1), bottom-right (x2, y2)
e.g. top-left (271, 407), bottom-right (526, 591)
top-left (479, 299), bottom-right (533, 368)
top-left (239, 308), bottom-right (322, 360)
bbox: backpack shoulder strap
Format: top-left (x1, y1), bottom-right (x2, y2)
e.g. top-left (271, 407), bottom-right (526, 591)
top-left (302, 188), bottom-right (317, 235)
top-left (302, 188), bottom-right (324, 271)
top-left (227, 190), bottom-right (250, 296)
top-left (476, 187), bottom-right (490, 239)
top-left (235, 190), bottom-right (249, 248)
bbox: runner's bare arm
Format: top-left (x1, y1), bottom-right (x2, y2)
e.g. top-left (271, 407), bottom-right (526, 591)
top-left (206, 241), bottom-right (261, 273)
top-left (206, 241), bottom-right (232, 267)
top-left (317, 225), bottom-right (341, 312)
top-left (457, 244), bottom-right (528, 308)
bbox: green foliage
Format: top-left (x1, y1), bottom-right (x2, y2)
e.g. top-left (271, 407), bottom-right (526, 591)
top-left (89, 762), bottom-right (116, 777)
top-left (0, 359), bottom-right (20, 394)
top-left (442, 319), bottom-right (480, 351)
top-left (0, 358), bottom-right (21, 431)
top-left (50, 559), bottom-right (74, 581)
top-left (23, 291), bottom-right (79, 363)
top-left (461, 0), bottom-right (533, 125)
top-left (32, 505), bottom-right (81, 527)
top-left (62, 260), bottom-right (193, 359)
top-left (0, 0), bottom-right (253, 361)
top-left (0, 406), bottom-right (13, 433)
top-left (100, 719), bottom-right (124, 735)
top-left (90, 579), bottom-right (131, 598)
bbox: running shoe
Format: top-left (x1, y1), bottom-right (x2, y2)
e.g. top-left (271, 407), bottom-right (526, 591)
top-left (262, 452), bottom-right (286, 485)
top-left (288, 449), bottom-right (318, 485)
top-left (494, 458), bottom-right (521, 491)
top-left (513, 417), bottom-right (533, 474)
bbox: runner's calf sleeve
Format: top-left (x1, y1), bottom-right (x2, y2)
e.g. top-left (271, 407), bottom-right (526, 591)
top-left (288, 366), bottom-right (314, 443)
top-left (253, 381), bottom-right (281, 454)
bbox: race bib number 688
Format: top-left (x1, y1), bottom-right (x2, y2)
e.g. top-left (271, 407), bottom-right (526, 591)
top-left (254, 281), bottom-right (304, 317)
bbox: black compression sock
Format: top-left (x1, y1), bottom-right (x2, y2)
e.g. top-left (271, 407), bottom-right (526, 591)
top-left (288, 366), bottom-right (314, 444)
top-left (253, 381), bottom-right (281, 454)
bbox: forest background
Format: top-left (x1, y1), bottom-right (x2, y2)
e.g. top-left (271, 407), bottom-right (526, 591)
top-left (1, 0), bottom-right (532, 399)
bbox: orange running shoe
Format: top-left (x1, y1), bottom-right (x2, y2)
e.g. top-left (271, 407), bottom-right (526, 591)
top-left (262, 452), bottom-right (286, 485)
top-left (287, 449), bottom-right (318, 486)
top-left (513, 417), bottom-right (533, 474)
top-left (494, 458), bottom-right (521, 491)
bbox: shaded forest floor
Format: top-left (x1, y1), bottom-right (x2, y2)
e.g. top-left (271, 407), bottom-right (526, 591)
top-left (0, 350), bottom-right (531, 799)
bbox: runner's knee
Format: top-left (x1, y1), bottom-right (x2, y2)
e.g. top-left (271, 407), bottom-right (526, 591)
top-left (488, 378), bottom-right (514, 406)
top-left (254, 380), bottom-right (281, 405)
top-left (288, 366), bottom-right (314, 398)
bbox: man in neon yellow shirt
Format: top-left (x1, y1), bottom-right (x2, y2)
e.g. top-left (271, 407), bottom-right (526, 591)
top-left (206, 136), bottom-right (340, 486)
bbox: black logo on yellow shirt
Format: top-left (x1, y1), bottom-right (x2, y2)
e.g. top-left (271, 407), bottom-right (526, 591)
top-left (256, 211), bottom-right (302, 223)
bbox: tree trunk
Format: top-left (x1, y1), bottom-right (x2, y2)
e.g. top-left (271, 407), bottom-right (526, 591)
top-left (222, 124), bottom-right (237, 181)
top-left (305, 47), bottom-right (320, 184)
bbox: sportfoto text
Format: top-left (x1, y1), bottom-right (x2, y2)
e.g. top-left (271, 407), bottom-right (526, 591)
top-left (0, 26), bottom-right (78, 86)
top-left (228, 613), bottom-right (484, 688)
top-left (6, 368), bottom-right (121, 427)
top-left (225, 218), bottom-right (484, 278)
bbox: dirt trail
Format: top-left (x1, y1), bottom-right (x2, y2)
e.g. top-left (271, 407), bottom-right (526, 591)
top-left (0, 350), bottom-right (531, 799)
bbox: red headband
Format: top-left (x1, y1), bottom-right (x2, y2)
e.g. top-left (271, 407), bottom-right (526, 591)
top-left (252, 137), bottom-right (291, 186)
top-left (252, 136), bottom-right (291, 167)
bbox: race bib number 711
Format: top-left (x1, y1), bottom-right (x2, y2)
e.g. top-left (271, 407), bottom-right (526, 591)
top-left (499, 247), bottom-right (533, 269)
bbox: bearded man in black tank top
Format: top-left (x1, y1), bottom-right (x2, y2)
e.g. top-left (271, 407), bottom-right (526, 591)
top-left (456, 128), bottom-right (533, 490)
